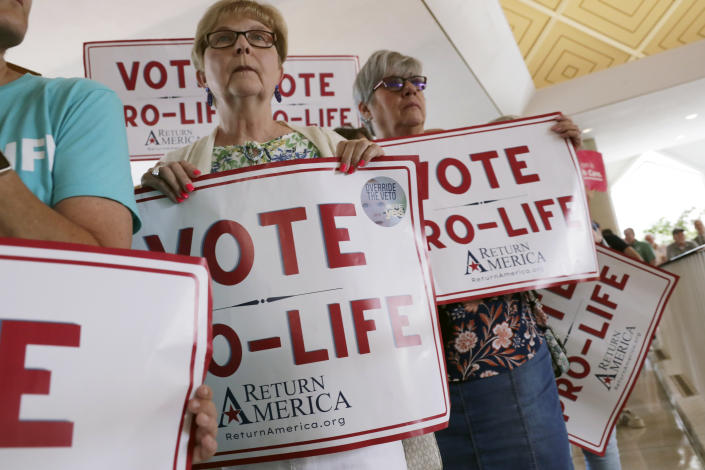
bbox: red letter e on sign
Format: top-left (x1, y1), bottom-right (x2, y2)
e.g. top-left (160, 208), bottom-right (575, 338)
top-left (0, 320), bottom-right (81, 447)
top-left (319, 204), bottom-right (366, 268)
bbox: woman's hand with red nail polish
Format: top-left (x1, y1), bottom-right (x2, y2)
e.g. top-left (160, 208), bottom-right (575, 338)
top-left (334, 138), bottom-right (384, 174)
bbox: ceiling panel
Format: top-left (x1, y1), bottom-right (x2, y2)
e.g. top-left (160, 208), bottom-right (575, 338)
top-left (501, 0), bottom-right (551, 57)
top-left (563, 0), bottom-right (671, 49)
top-left (643, 0), bottom-right (705, 54)
top-left (501, 0), bottom-right (705, 88)
top-left (528, 22), bottom-right (631, 87)
top-left (535, 0), bottom-right (561, 11)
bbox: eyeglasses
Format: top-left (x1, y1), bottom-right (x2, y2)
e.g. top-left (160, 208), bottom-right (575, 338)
top-left (372, 75), bottom-right (427, 92)
top-left (206, 29), bottom-right (276, 49)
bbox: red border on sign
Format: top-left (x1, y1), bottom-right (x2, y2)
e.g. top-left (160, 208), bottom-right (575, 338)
top-left (0, 237), bottom-right (213, 470)
top-left (562, 244), bottom-right (678, 455)
top-left (378, 113), bottom-right (600, 302)
top-left (374, 112), bottom-right (561, 145)
top-left (135, 157), bottom-right (448, 466)
top-left (196, 422), bottom-right (449, 468)
top-left (135, 156), bottom-right (420, 197)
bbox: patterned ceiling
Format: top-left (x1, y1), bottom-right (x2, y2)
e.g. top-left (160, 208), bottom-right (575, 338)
top-left (500, 0), bottom-right (705, 88)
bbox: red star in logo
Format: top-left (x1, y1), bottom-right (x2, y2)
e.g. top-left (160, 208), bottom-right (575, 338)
top-left (224, 406), bottom-right (241, 424)
top-left (469, 262), bottom-right (480, 272)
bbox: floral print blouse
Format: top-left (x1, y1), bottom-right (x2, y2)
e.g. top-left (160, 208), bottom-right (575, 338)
top-left (439, 293), bottom-right (543, 382)
top-left (211, 131), bottom-right (320, 172)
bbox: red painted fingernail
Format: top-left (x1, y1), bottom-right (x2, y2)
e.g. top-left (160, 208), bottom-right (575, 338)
top-left (193, 169), bottom-right (202, 176)
top-left (177, 197), bottom-right (184, 203)
top-left (339, 164), bottom-right (348, 173)
top-left (347, 166), bottom-right (355, 174)
top-left (181, 192), bottom-right (189, 199)
top-left (357, 160), bottom-right (366, 168)
top-left (186, 183), bottom-right (195, 192)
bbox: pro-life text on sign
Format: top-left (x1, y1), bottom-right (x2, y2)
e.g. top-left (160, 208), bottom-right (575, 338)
top-left (0, 238), bottom-right (211, 469)
top-left (378, 113), bottom-right (598, 303)
top-left (132, 157), bottom-right (449, 467)
top-left (84, 39), bottom-right (360, 161)
top-left (539, 245), bottom-right (678, 455)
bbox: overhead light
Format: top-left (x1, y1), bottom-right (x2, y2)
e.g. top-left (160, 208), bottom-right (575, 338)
top-left (581, 128), bottom-right (592, 134)
top-left (686, 114), bottom-right (698, 120)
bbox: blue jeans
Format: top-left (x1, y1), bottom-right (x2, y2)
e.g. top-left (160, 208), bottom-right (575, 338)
top-left (582, 432), bottom-right (621, 470)
top-left (437, 341), bottom-right (573, 470)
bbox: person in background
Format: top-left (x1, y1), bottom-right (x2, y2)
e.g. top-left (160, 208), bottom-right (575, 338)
top-left (666, 227), bottom-right (697, 260)
top-left (141, 2), bottom-right (408, 469)
top-left (354, 49), bottom-right (582, 470)
top-left (693, 219), bottom-right (705, 246)
top-left (600, 227), bottom-right (643, 262)
top-left (623, 227), bottom-right (656, 265)
top-left (0, 0), bottom-right (218, 462)
top-left (644, 233), bottom-right (667, 266)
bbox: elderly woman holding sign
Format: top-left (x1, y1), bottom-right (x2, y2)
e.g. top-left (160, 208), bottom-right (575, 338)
top-left (141, 1), bottom-right (407, 469)
top-left (142, 0), bottom-right (382, 201)
top-left (354, 50), bottom-right (581, 470)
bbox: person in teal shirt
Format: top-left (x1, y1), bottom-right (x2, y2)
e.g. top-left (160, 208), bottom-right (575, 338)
top-left (0, 0), bottom-right (217, 461)
top-left (0, 0), bottom-right (138, 246)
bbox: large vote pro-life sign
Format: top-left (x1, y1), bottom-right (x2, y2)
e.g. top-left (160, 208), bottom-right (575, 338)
top-left (84, 39), bottom-right (360, 161)
top-left (0, 238), bottom-right (211, 469)
top-left (132, 158), bottom-right (449, 466)
top-left (540, 245), bottom-right (678, 455)
top-left (378, 113), bottom-right (599, 303)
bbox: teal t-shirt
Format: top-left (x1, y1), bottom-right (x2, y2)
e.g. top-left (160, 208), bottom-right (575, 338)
top-left (631, 239), bottom-right (655, 264)
top-left (0, 74), bottom-right (141, 232)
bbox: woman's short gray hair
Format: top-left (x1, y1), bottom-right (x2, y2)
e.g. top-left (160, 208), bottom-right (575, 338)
top-left (353, 50), bottom-right (423, 107)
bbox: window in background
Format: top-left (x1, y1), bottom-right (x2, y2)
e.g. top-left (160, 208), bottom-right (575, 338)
top-left (611, 151), bottom-right (705, 243)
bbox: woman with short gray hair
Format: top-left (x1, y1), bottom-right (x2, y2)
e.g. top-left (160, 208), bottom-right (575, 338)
top-left (353, 50), bottom-right (427, 139)
top-left (355, 49), bottom-right (581, 470)
top-left (353, 50), bottom-right (423, 109)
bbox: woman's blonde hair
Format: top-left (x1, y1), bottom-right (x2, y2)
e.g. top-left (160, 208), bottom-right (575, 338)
top-left (191, 0), bottom-right (288, 72)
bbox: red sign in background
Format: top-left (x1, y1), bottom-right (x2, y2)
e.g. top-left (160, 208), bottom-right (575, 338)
top-left (577, 150), bottom-right (607, 192)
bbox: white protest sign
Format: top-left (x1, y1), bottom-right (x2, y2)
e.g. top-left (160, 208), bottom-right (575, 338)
top-left (538, 245), bottom-right (678, 454)
top-left (132, 158), bottom-right (448, 466)
top-left (84, 39), bottom-right (215, 162)
top-left (378, 114), bottom-right (598, 303)
top-left (84, 39), bottom-right (360, 161)
top-left (0, 238), bottom-right (211, 469)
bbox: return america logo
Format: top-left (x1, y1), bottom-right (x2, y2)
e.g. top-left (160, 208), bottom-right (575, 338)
top-left (218, 375), bottom-right (351, 434)
top-left (465, 242), bottom-right (547, 275)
